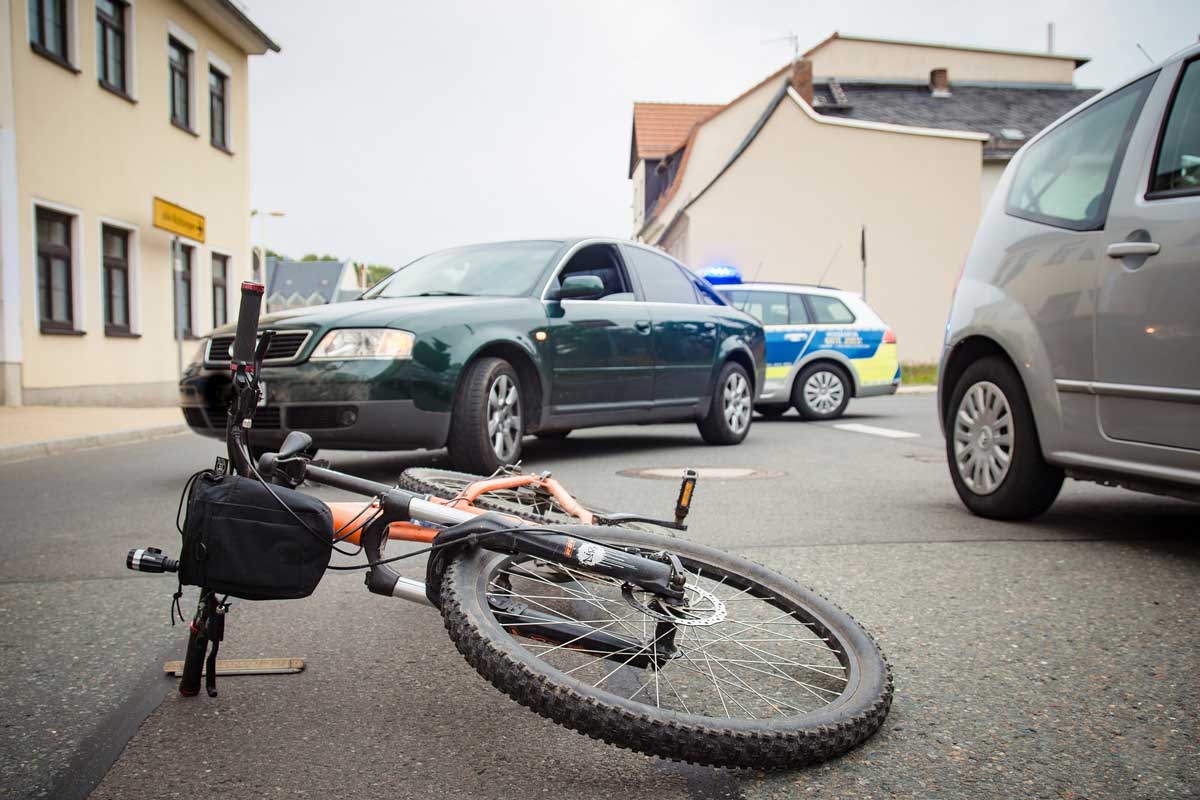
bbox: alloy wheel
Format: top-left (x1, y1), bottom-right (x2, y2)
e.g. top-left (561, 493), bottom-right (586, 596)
top-left (803, 370), bottom-right (844, 415)
top-left (487, 374), bottom-right (522, 462)
top-left (723, 372), bottom-right (751, 435)
top-left (952, 380), bottom-right (1013, 495)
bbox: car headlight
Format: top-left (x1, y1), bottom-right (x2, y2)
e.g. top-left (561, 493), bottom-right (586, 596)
top-left (310, 328), bottom-right (415, 360)
top-left (188, 339), bottom-right (208, 367)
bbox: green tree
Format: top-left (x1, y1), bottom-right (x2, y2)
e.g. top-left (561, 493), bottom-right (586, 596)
top-left (364, 264), bottom-right (394, 287)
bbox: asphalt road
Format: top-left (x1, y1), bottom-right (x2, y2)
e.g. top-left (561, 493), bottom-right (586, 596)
top-left (1, 395), bottom-right (1197, 799)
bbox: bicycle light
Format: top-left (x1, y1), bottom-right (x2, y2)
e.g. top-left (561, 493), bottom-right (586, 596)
top-left (127, 547), bottom-right (179, 574)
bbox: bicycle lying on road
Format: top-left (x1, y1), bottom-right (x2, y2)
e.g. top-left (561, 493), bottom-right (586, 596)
top-left (127, 281), bottom-right (892, 769)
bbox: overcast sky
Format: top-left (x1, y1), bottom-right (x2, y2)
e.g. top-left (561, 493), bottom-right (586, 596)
top-left (244, 0), bottom-right (1200, 267)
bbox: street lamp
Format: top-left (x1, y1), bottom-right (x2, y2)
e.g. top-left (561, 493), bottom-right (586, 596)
top-left (250, 209), bottom-right (286, 283)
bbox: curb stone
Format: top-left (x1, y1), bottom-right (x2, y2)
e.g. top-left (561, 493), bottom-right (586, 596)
top-left (0, 423), bottom-right (188, 465)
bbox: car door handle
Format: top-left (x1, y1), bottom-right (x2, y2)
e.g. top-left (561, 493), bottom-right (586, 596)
top-left (1106, 241), bottom-right (1160, 258)
top-left (634, 320), bottom-right (651, 334)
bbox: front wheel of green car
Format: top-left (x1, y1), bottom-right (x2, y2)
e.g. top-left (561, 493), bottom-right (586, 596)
top-left (447, 357), bottom-right (524, 474)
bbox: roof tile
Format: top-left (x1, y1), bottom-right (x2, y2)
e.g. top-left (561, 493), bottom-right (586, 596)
top-left (632, 103), bottom-right (724, 161)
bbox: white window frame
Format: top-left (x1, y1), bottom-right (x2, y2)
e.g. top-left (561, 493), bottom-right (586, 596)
top-left (96, 216), bottom-right (140, 335)
top-left (31, 198), bottom-right (86, 333)
top-left (208, 246), bottom-right (233, 331)
top-left (166, 20), bottom-right (198, 131)
top-left (206, 51), bottom-right (234, 152)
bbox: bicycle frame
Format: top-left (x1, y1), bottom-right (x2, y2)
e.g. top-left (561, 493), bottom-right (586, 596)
top-left (130, 280), bottom-right (688, 696)
top-left (324, 472), bottom-right (595, 548)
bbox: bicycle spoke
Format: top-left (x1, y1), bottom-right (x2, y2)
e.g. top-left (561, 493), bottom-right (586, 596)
top-left (480, 548), bottom-right (858, 724)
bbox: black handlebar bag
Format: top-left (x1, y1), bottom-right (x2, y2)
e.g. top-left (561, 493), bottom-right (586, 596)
top-left (180, 471), bottom-right (333, 600)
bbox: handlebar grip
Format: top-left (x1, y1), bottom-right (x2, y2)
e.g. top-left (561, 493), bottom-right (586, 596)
top-left (231, 281), bottom-right (265, 365)
top-left (179, 625), bottom-right (207, 697)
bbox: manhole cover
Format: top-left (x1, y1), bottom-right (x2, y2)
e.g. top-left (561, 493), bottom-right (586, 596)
top-left (617, 467), bottom-right (784, 481)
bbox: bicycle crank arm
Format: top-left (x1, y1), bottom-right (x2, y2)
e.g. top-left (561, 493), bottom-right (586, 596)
top-left (489, 595), bottom-right (655, 670)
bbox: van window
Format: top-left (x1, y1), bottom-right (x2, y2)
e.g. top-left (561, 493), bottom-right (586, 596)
top-left (807, 295), bottom-right (856, 324)
top-left (788, 294), bottom-right (810, 324)
top-left (1149, 59), bottom-right (1200, 197)
top-left (1006, 73), bottom-right (1156, 231)
top-left (723, 290), bottom-right (790, 325)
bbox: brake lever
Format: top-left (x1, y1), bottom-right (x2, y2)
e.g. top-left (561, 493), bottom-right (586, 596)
top-left (251, 330), bottom-right (275, 394)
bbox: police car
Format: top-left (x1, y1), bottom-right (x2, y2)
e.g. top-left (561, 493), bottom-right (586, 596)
top-left (707, 270), bottom-right (900, 420)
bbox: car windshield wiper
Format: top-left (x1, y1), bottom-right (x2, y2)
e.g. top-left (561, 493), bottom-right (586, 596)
top-left (403, 291), bottom-right (477, 297)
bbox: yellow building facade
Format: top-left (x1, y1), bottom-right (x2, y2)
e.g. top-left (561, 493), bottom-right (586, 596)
top-left (0, 0), bottom-right (277, 405)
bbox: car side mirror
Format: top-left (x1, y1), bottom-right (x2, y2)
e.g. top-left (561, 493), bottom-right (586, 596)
top-left (547, 274), bottom-right (604, 301)
top-left (277, 430), bottom-right (314, 460)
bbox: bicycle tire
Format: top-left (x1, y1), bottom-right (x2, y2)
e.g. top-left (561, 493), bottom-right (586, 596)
top-left (439, 525), bottom-right (891, 768)
top-left (398, 468), bottom-right (666, 533)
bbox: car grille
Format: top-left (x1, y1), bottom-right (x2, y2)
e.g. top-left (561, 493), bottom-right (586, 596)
top-left (206, 406), bottom-right (283, 429)
top-left (287, 405), bottom-right (358, 429)
top-left (205, 330), bottom-right (312, 365)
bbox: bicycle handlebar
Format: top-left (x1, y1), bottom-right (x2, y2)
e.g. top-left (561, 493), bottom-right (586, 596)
top-left (232, 281), bottom-right (264, 365)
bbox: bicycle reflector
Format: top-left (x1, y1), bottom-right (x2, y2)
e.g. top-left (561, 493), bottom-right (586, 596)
top-left (674, 469), bottom-right (698, 525)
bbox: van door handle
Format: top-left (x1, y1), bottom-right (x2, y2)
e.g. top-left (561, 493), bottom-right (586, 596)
top-left (634, 320), bottom-right (651, 334)
top-left (1106, 241), bottom-right (1160, 258)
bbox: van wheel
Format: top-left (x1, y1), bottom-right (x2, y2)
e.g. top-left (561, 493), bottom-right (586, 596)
top-left (448, 357), bottom-right (523, 474)
top-left (945, 356), bottom-right (1063, 520)
top-left (698, 361), bottom-right (753, 445)
top-left (794, 363), bottom-right (850, 420)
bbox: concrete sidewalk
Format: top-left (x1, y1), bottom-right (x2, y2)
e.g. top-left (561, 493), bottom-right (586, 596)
top-left (0, 406), bottom-right (186, 464)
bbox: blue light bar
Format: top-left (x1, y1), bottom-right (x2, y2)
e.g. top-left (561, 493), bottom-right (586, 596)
top-left (702, 265), bottom-right (742, 285)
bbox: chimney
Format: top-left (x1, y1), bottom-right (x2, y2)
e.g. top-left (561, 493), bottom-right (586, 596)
top-left (929, 67), bottom-right (951, 98)
top-left (790, 58), bottom-right (813, 105)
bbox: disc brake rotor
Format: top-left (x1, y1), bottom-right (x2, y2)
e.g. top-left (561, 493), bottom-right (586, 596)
top-left (621, 583), bottom-right (727, 626)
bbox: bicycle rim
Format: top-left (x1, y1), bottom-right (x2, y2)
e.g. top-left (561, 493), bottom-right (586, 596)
top-left (440, 526), bottom-right (891, 768)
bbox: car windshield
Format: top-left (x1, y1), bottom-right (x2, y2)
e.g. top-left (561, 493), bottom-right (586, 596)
top-left (365, 241), bottom-right (562, 299)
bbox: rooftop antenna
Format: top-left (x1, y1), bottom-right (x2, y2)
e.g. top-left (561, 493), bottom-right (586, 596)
top-left (763, 31), bottom-right (801, 66)
top-left (815, 242), bottom-right (843, 286)
top-left (1135, 43), bottom-right (1155, 64)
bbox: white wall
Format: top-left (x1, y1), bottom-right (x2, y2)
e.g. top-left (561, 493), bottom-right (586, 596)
top-left (682, 93), bottom-right (984, 363)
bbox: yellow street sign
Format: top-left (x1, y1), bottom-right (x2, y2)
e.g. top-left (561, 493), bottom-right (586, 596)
top-left (153, 197), bottom-right (205, 242)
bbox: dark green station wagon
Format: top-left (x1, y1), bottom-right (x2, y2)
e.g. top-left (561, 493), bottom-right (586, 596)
top-left (180, 238), bottom-right (766, 473)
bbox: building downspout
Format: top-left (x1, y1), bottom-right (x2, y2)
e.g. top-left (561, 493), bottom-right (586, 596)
top-left (0, 0), bottom-right (24, 405)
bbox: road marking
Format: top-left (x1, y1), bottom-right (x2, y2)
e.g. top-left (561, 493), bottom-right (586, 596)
top-left (834, 423), bottom-right (920, 439)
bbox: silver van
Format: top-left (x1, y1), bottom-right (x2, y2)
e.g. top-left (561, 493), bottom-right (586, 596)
top-left (939, 42), bottom-right (1200, 519)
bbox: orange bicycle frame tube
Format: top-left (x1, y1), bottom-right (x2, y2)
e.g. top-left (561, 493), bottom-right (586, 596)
top-left (324, 474), bottom-right (594, 546)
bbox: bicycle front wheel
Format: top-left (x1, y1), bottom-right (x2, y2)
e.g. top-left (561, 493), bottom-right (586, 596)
top-left (439, 526), bottom-right (891, 769)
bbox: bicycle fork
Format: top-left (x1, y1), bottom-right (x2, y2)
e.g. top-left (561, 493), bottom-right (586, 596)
top-left (478, 528), bottom-right (687, 670)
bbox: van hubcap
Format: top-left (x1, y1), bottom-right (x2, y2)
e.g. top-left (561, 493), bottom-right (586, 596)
top-left (953, 381), bottom-right (1013, 495)
top-left (804, 370), bottom-right (844, 414)
top-left (487, 375), bottom-right (521, 461)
